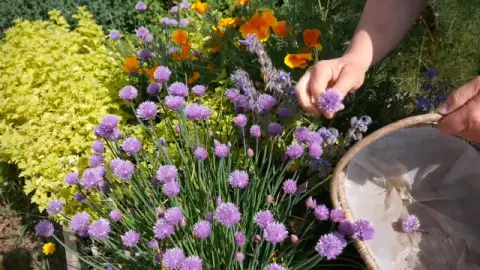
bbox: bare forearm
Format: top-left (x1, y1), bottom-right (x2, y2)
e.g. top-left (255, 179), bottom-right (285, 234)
top-left (345, 0), bottom-right (427, 70)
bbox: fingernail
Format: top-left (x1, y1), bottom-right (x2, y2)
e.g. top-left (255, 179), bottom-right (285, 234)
top-left (437, 103), bottom-right (448, 114)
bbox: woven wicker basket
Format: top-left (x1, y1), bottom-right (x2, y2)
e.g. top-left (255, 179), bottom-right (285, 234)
top-left (330, 113), bottom-right (480, 269)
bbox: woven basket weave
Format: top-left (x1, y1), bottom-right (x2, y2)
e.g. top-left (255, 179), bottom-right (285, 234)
top-left (330, 113), bottom-right (480, 269)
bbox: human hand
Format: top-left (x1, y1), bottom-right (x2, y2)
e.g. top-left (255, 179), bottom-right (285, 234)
top-left (294, 54), bottom-right (368, 118)
top-left (437, 77), bottom-right (480, 143)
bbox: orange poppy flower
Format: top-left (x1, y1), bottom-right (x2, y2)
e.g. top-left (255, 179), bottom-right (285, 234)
top-left (211, 26), bottom-right (225, 37)
top-left (188, 72), bottom-right (200, 84)
top-left (237, 0), bottom-right (249, 5)
top-left (272, 21), bottom-right (290, 38)
top-left (172, 29), bottom-right (189, 46)
top-left (144, 64), bottom-right (158, 82)
top-left (219, 17), bottom-right (242, 29)
top-left (124, 56), bottom-right (140, 73)
top-left (239, 10), bottom-right (277, 42)
top-left (173, 44), bottom-right (196, 61)
top-left (191, 0), bottom-right (209, 15)
top-left (284, 53), bottom-right (313, 69)
top-left (302, 29), bottom-right (323, 52)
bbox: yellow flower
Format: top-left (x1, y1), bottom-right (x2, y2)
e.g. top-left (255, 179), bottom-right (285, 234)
top-left (188, 72), bottom-right (200, 84)
top-left (191, 0), bottom-right (209, 15)
top-left (172, 29), bottom-right (189, 46)
top-left (123, 56), bottom-right (140, 73)
top-left (284, 53), bottom-right (313, 69)
top-left (219, 17), bottom-right (241, 29)
top-left (302, 29), bottom-right (323, 52)
top-left (43, 242), bottom-right (56, 255)
top-left (239, 10), bottom-right (277, 42)
top-left (272, 21), bottom-right (290, 38)
top-left (237, 0), bottom-right (249, 5)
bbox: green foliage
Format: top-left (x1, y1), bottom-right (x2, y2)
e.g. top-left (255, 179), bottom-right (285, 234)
top-left (0, 7), bottom-right (127, 218)
top-left (0, 0), bottom-right (167, 37)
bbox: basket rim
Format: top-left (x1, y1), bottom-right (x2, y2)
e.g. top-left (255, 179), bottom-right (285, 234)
top-left (330, 113), bottom-right (480, 269)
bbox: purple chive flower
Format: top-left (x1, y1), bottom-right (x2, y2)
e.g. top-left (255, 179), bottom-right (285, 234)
top-left (402, 215), bottom-right (420, 233)
top-left (113, 159), bottom-right (135, 181)
top-left (318, 89), bottom-right (343, 114)
top-left (180, 0), bottom-right (190, 9)
top-left (250, 125), bottom-right (261, 138)
top-left (74, 192), bottom-right (86, 202)
top-left (110, 158), bottom-right (122, 170)
top-left (109, 30), bottom-right (121, 41)
top-left (88, 219), bottom-right (111, 240)
top-left (179, 18), bottom-right (189, 27)
top-left (119, 86), bottom-right (138, 101)
top-left (315, 232), bottom-right (347, 260)
top-left (306, 196), bottom-right (317, 209)
top-left (277, 107), bottom-right (290, 118)
top-left (135, 1), bottom-right (147, 11)
top-left (306, 131), bottom-right (323, 146)
top-left (170, 6), bottom-right (179, 13)
top-left (121, 230), bottom-right (140, 247)
top-left (314, 205), bottom-right (330, 221)
top-left (235, 252), bottom-right (245, 262)
top-left (156, 165), bottom-right (178, 183)
top-left (265, 263), bottom-right (286, 270)
top-left (338, 220), bottom-right (355, 236)
top-left (99, 181), bottom-right (110, 193)
top-left (286, 144), bottom-right (304, 159)
top-left (295, 127), bottom-right (309, 143)
top-left (148, 239), bottom-right (158, 249)
top-left (165, 96), bottom-right (185, 111)
top-left (165, 207), bottom-right (183, 225)
top-left (182, 256), bottom-right (202, 270)
top-left (257, 94), bottom-right (277, 112)
top-left (233, 114), bottom-right (248, 128)
top-left (185, 104), bottom-right (203, 120)
top-left (70, 212), bottom-right (90, 237)
top-left (135, 27), bottom-right (149, 38)
top-left (168, 82), bottom-right (189, 97)
top-left (154, 66), bottom-right (172, 83)
top-left (308, 143), bottom-right (323, 158)
top-left (193, 220), bottom-right (212, 239)
top-left (254, 210), bottom-right (274, 229)
top-left (267, 123), bottom-right (282, 136)
top-left (137, 101), bottom-right (157, 120)
top-left (110, 209), bottom-right (122, 222)
top-left (214, 144), bottom-right (229, 158)
top-left (80, 168), bottom-right (102, 189)
top-left (194, 147), bottom-right (208, 160)
top-left (199, 106), bottom-right (211, 120)
top-left (353, 219), bottom-right (375, 240)
top-left (147, 83), bottom-right (161, 95)
top-left (162, 181), bottom-right (181, 197)
top-left (94, 115), bottom-right (120, 139)
top-left (192, 85), bottom-right (206, 96)
top-left (161, 18), bottom-right (178, 26)
top-left (234, 95), bottom-right (248, 108)
top-left (154, 219), bottom-right (175, 239)
top-left (121, 137), bottom-right (142, 154)
top-left (65, 172), bottom-right (79, 185)
top-left (264, 222), bottom-right (288, 244)
top-left (138, 49), bottom-right (151, 60)
top-left (162, 248), bottom-right (185, 270)
top-left (283, 179), bottom-right (297, 194)
top-left (215, 203), bottom-right (241, 227)
top-left (35, 220), bottom-right (54, 237)
top-left (92, 140), bottom-right (104, 153)
top-left (229, 170), bottom-right (249, 189)
top-left (144, 33), bottom-right (153, 43)
top-left (226, 88), bottom-right (240, 101)
top-left (88, 153), bottom-right (103, 167)
top-left (46, 199), bottom-right (64, 216)
top-left (234, 231), bottom-right (246, 246)
top-left (330, 209), bottom-right (345, 222)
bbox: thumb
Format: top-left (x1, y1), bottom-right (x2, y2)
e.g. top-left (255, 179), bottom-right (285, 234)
top-left (331, 67), bottom-right (364, 99)
top-left (437, 77), bottom-right (480, 114)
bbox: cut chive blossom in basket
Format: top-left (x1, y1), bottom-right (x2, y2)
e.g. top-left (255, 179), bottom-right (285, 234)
top-left (318, 88), bottom-right (343, 114)
top-left (401, 215), bottom-right (420, 233)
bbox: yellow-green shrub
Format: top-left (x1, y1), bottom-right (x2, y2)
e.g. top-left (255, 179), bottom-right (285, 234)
top-left (0, 7), bottom-right (127, 218)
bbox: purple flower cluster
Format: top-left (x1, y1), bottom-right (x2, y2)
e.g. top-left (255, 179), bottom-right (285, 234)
top-left (88, 218), bottom-right (111, 240)
top-left (330, 209), bottom-right (345, 222)
top-left (229, 170), bottom-right (249, 188)
top-left (214, 143), bottom-right (229, 158)
top-left (235, 231), bottom-right (246, 246)
top-left (183, 256), bottom-right (202, 270)
top-left (80, 168), bottom-right (102, 189)
top-left (250, 125), bottom-right (261, 137)
top-left (265, 264), bottom-right (286, 270)
top-left (168, 82), bottom-right (189, 97)
top-left (162, 248), bottom-right (185, 269)
top-left (109, 30), bottom-right (120, 41)
top-left (135, 26), bottom-right (153, 42)
top-left (137, 101), bottom-right (157, 120)
top-left (352, 219), bottom-right (375, 240)
top-left (318, 88), bottom-right (343, 114)
top-left (135, 1), bottom-right (147, 11)
top-left (282, 179), bottom-right (297, 194)
top-left (402, 215), bottom-right (420, 233)
top-left (154, 219), bottom-right (174, 239)
top-left (285, 144), bottom-right (304, 159)
top-left (161, 18), bottom-right (178, 26)
top-left (92, 140), bottom-right (104, 153)
top-left (110, 209), bottom-right (122, 222)
top-left (70, 212), bottom-right (90, 237)
top-left (165, 207), bottom-right (183, 225)
top-left (94, 115), bottom-right (121, 141)
top-left (74, 192), bottom-right (86, 202)
top-left (214, 203), bottom-right (241, 227)
top-left (314, 205), bottom-right (329, 221)
top-left (119, 85), bottom-right (138, 101)
top-left (154, 66), bottom-right (172, 83)
top-left (194, 147), bottom-right (208, 160)
top-left (254, 210), bottom-right (274, 229)
top-left (121, 230), bottom-right (140, 247)
top-left (163, 181), bottom-right (181, 197)
top-left (267, 123), bottom-right (282, 136)
top-left (192, 85), bottom-right (206, 96)
top-left (121, 137), bottom-right (142, 154)
top-left (147, 83), bottom-right (161, 95)
top-left (35, 220), bottom-right (54, 237)
top-left (179, 19), bottom-right (189, 28)
top-left (264, 221), bottom-right (288, 244)
top-left (315, 232), bottom-right (347, 260)
top-left (193, 220), bottom-right (212, 239)
top-left (185, 103), bottom-right (211, 120)
top-left (112, 159), bottom-right (135, 181)
top-left (88, 153), bottom-right (103, 167)
top-left (156, 165), bottom-right (178, 183)
top-left (233, 114), bottom-right (247, 128)
top-left (165, 96), bottom-right (185, 111)
top-left (46, 199), bottom-right (64, 216)
top-left (65, 172), bottom-right (78, 185)
top-left (257, 94), bottom-right (277, 112)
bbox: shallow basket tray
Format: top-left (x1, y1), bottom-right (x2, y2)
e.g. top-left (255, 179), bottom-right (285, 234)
top-left (330, 113), bottom-right (480, 269)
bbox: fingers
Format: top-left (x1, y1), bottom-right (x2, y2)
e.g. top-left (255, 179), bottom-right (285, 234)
top-left (331, 67), bottom-right (363, 99)
top-left (294, 69), bottom-right (320, 115)
top-left (308, 62), bottom-right (333, 114)
top-left (437, 77), bottom-right (480, 114)
top-left (438, 94), bottom-right (480, 141)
